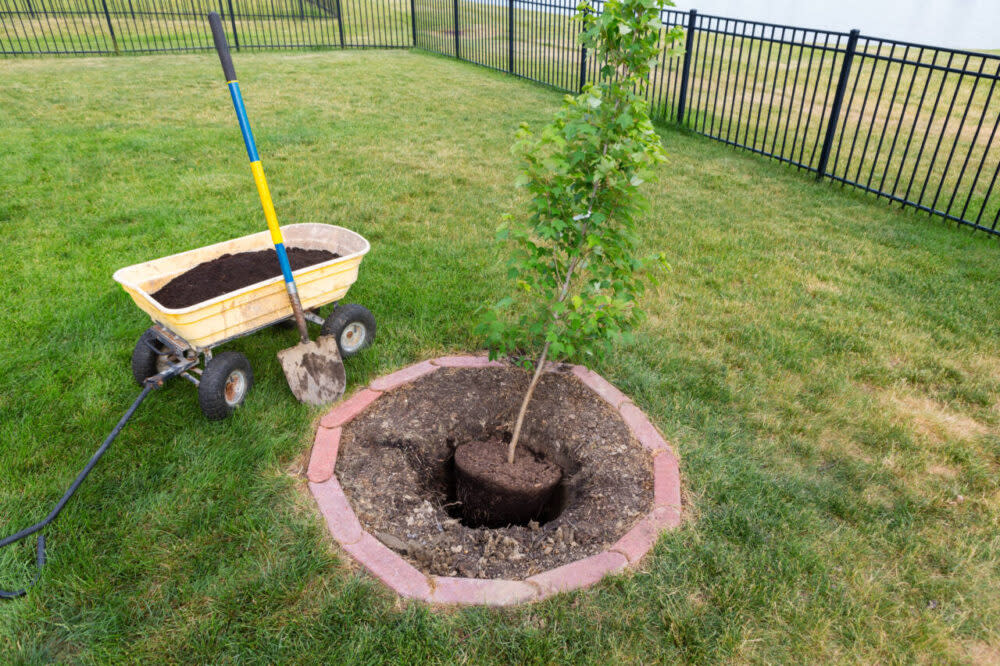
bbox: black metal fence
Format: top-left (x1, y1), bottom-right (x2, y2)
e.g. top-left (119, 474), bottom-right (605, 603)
top-left (0, 0), bottom-right (410, 53)
top-left (3, 1), bottom-right (999, 234)
top-left (668, 12), bottom-right (1000, 235)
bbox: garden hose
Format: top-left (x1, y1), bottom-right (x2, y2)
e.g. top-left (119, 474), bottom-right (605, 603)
top-left (0, 379), bottom-right (163, 599)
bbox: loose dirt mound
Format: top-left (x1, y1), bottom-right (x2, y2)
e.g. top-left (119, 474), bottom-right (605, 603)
top-left (152, 247), bottom-right (338, 308)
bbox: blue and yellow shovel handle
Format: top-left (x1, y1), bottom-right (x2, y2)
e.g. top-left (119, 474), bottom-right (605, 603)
top-left (209, 12), bottom-right (310, 343)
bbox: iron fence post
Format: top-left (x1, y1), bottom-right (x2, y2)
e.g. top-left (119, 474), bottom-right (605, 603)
top-left (410, 0), bottom-right (417, 46)
top-left (816, 29), bottom-right (860, 180)
top-left (335, 0), bottom-right (345, 47)
top-left (676, 9), bottom-right (696, 124)
top-left (507, 0), bottom-right (514, 74)
top-left (227, 0), bottom-right (240, 50)
top-left (577, 6), bottom-right (588, 92)
top-left (453, 0), bottom-right (460, 59)
top-left (99, 0), bottom-right (119, 54)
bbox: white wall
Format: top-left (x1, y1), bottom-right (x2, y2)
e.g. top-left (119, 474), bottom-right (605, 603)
top-left (669, 0), bottom-right (999, 50)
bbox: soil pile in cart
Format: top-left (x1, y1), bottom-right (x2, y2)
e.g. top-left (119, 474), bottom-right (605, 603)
top-left (152, 247), bottom-right (339, 308)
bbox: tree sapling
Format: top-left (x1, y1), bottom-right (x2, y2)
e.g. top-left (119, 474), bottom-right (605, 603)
top-left (479, 0), bottom-right (683, 465)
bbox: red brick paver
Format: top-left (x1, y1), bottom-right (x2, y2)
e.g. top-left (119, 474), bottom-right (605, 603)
top-left (430, 355), bottom-right (505, 368)
top-left (309, 478), bottom-right (364, 546)
top-left (430, 576), bottom-right (539, 606)
top-left (653, 451), bottom-right (682, 511)
top-left (320, 388), bottom-right (382, 429)
top-left (526, 551), bottom-right (628, 599)
top-left (571, 365), bottom-right (631, 409)
top-left (610, 506), bottom-right (677, 563)
top-left (341, 532), bottom-right (433, 602)
top-left (307, 426), bottom-right (341, 483)
top-left (619, 402), bottom-right (671, 454)
top-left (369, 360), bottom-right (438, 392)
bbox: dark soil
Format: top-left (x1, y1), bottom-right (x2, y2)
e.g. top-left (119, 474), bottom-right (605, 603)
top-left (151, 247), bottom-right (339, 308)
top-left (454, 437), bottom-right (563, 528)
top-left (335, 365), bottom-right (653, 579)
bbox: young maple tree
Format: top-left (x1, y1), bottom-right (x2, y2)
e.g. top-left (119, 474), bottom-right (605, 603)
top-left (479, 0), bottom-right (683, 464)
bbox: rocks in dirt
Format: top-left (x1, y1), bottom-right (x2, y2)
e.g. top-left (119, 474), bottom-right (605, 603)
top-left (404, 500), bottom-right (439, 529)
top-left (376, 532), bottom-right (409, 552)
top-left (538, 526), bottom-right (577, 556)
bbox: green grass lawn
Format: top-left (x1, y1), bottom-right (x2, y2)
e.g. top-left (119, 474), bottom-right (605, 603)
top-left (1, 49), bottom-right (999, 663)
top-left (7, 1), bottom-right (998, 229)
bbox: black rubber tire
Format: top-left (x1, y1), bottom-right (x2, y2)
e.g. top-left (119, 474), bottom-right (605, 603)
top-left (131, 328), bottom-right (169, 386)
top-left (321, 304), bottom-right (376, 358)
top-left (198, 352), bottom-right (254, 421)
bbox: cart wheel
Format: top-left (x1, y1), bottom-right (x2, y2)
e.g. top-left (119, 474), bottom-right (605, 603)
top-left (131, 328), bottom-right (171, 386)
top-left (321, 304), bottom-right (376, 358)
top-left (198, 352), bottom-right (254, 421)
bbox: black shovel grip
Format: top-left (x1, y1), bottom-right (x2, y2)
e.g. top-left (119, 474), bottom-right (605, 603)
top-left (209, 12), bottom-right (237, 82)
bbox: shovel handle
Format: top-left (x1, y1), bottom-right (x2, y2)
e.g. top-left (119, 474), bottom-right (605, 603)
top-left (208, 12), bottom-right (310, 343)
top-left (209, 12), bottom-right (237, 82)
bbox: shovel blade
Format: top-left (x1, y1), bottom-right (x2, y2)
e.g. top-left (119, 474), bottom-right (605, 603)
top-left (276, 335), bottom-right (346, 406)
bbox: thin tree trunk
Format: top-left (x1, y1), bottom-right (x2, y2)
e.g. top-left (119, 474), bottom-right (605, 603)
top-left (505, 118), bottom-right (616, 465)
top-left (507, 341), bottom-right (550, 464)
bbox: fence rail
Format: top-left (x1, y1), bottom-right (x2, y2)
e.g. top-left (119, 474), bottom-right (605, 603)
top-left (3, 1), bottom-right (999, 235)
top-left (0, 0), bottom-right (410, 53)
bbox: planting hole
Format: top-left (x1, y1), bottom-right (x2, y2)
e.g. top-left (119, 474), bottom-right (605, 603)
top-left (334, 366), bottom-right (654, 579)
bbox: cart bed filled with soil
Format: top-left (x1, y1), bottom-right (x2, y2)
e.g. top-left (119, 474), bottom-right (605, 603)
top-left (335, 366), bottom-right (653, 579)
top-left (152, 247), bottom-right (339, 308)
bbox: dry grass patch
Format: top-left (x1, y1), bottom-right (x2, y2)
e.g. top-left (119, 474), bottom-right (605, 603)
top-left (804, 277), bottom-right (842, 296)
top-left (962, 640), bottom-right (1000, 665)
top-left (925, 463), bottom-right (959, 479)
top-left (817, 427), bottom-right (872, 464)
top-left (884, 392), bottom-right (990, 445)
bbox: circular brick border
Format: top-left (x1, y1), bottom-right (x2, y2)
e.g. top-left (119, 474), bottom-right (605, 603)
top-left (307, 355), bottom-right (682, 606)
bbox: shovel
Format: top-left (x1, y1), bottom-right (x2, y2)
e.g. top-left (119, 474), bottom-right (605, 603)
top-left (208, 12), bottom-right (346, 405)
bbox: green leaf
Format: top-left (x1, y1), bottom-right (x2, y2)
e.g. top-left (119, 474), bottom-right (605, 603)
top-left (495, 0), bottom-right (673, 373)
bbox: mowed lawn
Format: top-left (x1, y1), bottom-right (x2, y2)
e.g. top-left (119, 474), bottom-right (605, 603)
top-left (1, 49), bottom-right (998, 663)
